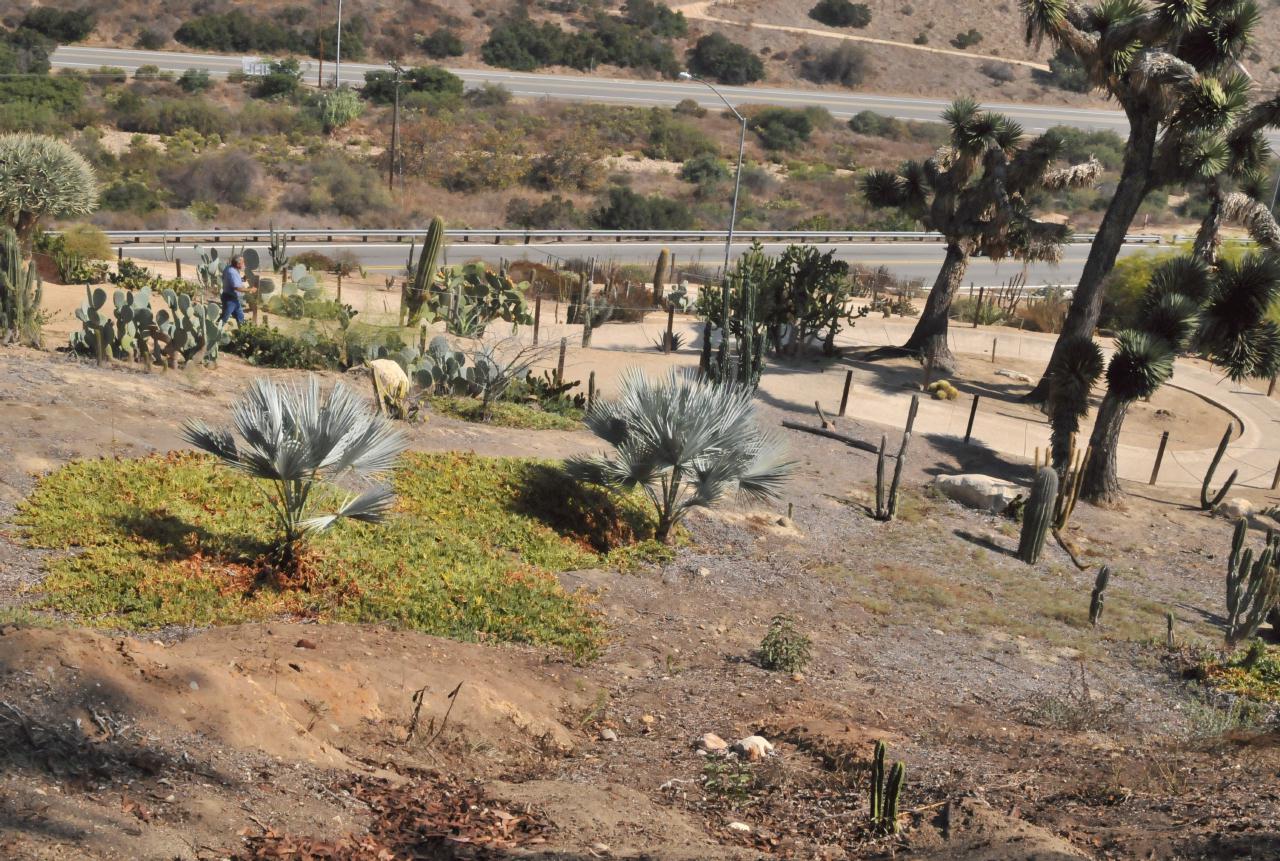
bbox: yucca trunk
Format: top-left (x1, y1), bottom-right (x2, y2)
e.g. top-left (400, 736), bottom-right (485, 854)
top-left (1192, 186), bottom-right (1223, 265)
top-left (1027, 111), bottom-right (1159, 402)
top-left (899, 242), bottom-right (968, 374)
top-left (1080, 390), bottom-right (1131, 504)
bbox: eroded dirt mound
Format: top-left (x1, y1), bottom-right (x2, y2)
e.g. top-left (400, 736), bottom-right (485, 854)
top-left (907, 798), bottom-right (1090, 860)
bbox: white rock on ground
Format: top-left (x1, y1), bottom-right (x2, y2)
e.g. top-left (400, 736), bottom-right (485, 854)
top-left (995, 368), bottom-right (1033, 382)
top-left (698, 733), bottom-right (729, 752)
top-left (1216, 497), bottom-right (1255, 521)
top-left (933, 474), bottom-right (1024, 514)
top-left (733, 735), bottom-right (774, 761)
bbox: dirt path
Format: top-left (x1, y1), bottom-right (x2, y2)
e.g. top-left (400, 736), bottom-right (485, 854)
top-left (673, 1), bottom-right (1052, 71)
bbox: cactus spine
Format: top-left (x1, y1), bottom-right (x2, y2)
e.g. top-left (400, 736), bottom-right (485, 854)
top-left (653, 247), bottom-right (669, 305)
top-left (1224, 519), bottom-right (1279, 648)
top-left (869, 740), bottom-right (904, 834)
top-left (1018, 467), bottom-right (1059, 564)
top-left (1089, 565), bottom-right (1110, 627)
top-left (1201, 423), bottom-right (1238, 511)
top-left (0, 228), bottom-right (42, 347)
top-left (402, 216), bottom-right (444, 327)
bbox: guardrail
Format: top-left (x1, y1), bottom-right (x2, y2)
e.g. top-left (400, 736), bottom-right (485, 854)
top-left (97, 228), bottom-right (1167, 246)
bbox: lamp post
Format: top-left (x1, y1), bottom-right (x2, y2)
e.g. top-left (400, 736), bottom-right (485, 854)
top-left (334, 0), bottom-right (344, 88)
top-left (388, 61), bottom-right (403, 193)
top-left (679, 71), bottom-right (747, 376)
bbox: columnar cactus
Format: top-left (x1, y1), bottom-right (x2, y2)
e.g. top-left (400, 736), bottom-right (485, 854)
top-left (268, 222), bottom-right (289, 272)
top-left (1224, 519), bottom-right (1279, 648)
top-left (0, 228), bottom-right (43, 347)
top-left (869, 740), bottom-right (904, 834)
top-left (1201, 423), bottom-right (1238, 511)
top-left (403, 216), bottom-right (444, 326)
top-left (653, 247), bottom-right (669, 305)
top-left (1089, 565), bottom-right (1111, 627)
top-left (1018, 467), bottom-right (1059, 564)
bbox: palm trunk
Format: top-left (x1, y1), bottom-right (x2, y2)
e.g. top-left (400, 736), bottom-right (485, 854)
top-left (1080, 390), bottom-right (1132, 504)
top-left (1026, 109), bottom-right (1160, 402)
top-left (1192, 182), bottom-right (1223, 265)
top-left (899, 242), bottom-right (968, 374)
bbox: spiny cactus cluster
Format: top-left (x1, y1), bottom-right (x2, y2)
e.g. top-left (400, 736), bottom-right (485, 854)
top-left (1201, 423), bottom-right (1239, 511)
top-left (0, 227), bottom-right (42, 347)
top-left (435, 262), bottom-right (534, 337)
top-left (869, 741), bottom-right (904, 835)
top-left (268, 223), bottom-right (289, 272)
top-left (666, 281), bottom-right (692, 312)
top-left (1224, 519), bottom-right (1279, 649)
top-left (282, 263), bottom-right (319, 301)
top-left (70, 285), bottom-right (228, 368)
top-left (927, 379), bottom-right (959, 400)
top-left (1018, 466), bottom-right (1058, 564)
top-left (873, 395), bottom-right (917, 521)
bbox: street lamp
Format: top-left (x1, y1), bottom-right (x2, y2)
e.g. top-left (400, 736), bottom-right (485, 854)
top-left (679, 71), bottom-right (747, 375)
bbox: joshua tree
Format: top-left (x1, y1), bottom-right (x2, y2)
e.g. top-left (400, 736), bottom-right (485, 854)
top-left (183, 376), bottom-right (407, 581)
top-left (1020, 0), bottom-right (1267, 401)
top-left (862, 99), bottom-right (1100, 373)
top-left (567, 369), bottom-right (793, 542)
top-left (1081, 254), bottom-right (1280, 502)
top-left (0, 133), bottom-right (98, 250)
top-left (1047, 335), bottom-right (1105, 470)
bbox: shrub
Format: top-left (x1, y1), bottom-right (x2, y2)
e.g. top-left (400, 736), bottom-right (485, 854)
top-left (848, 110), bottom-right (949, 145)
top-left (466, 83), bottom-right (511, 106)
top-left (680, 152), bottom-right (730, 183)
top-left (800, 43), bottom-right (870, 86)
top-left (591, 187), bottom-right (693, 230)
top-left (362, 66), bottom-right (463, 104)
top-left (136, 29), bottom-right (167, 50)
top-left (224, 323), bottom-right (341, 369)
top-left (687, 34), bottom-right (764, 85)
top-left (418, 27), bottom-right (465, 58)
top-left (809, 0), bottom-right (872, 28)
top-left (624, 0), bottom-right (688, 36)
top-left (951, 28), bottom-right (983, 48)
top-left (22, 7), bottom-right (96, 42)
top-left (506, 195), bottom-right (581, 229)
top-left (981, 61), bottom-right (1016, 83)
top-left (283, 153), bottom-right (391, 218)
top-left (1045, 126), bottom-right (1124, 171)
top-left (311, 87), bottom-right (364, 132)
top-left (749, 107), bottom-right (814, 151)
top-left (252, 59), bottom-right (303, 99)
top-left (673, 98), bottom-right (706, 117)
top-left (114, 96), bottom-right (224, 136)
top-left (165, 149), bottom-right (262, 208)
top-left (759, 614), bottom-right (812, 672)
top-left (644, 111), bottom-right (717, 161)
top-left (178, 68), bottom-right (212, 93)
top-left (0, 27), bottom-right (54, 76)
top-left (174, 11), bottom-right (306, 54)
top-left (58, 223), bottom-right (111, 260)
top-left (1035, 46), bottom-right (1091, 93)
top-left (0, 76), bottom-right (84, 119)
top-left (481, 17), bottom-right (565, 71)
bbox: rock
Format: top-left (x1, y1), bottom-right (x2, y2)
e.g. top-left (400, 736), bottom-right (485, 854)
top-left (995, 368), bottom-right (1032, 382)
top-left (590, 843), bottom-right (611, 855)
top-left (1216, 497), bottom-right (1254, 521)
top-left (294, 638), bottom-right (318, 650)
top-left (698, 733), bottom-right (729, 752)
top-left (599, 728), bottom-right (618, 742)
top-left (641, 714), bottom-right (656, 726)
top-left (188, 681), bottom-right (199, 691)
top-left (733, 735), bottom-right (774, 761)
top-left (697, 567), bottom-right (710, 577)
top-left (791, 672), bottom-right (805, 683)
top-left (728, 821), bottom-right (751, 833)
top-left (933, 474), bottom-right (1024, 514)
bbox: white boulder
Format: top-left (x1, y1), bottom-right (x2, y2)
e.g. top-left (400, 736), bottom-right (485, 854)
top-left (933, 474), bottom-right (1024, 514)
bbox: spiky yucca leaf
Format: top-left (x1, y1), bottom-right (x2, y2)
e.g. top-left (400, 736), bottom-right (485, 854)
top-left (1088, 0), bottom-right (1148, 30)
top-left (1155, 0), bottom-right (1206, 30)
top-left (1220, 191), bottom-right (1280, 249)
top-left (1177, 0), bottom-right (1260, 71)
top-left (1142, 292), bottom-right (1201, 347)
top-left (862, 169), bottom-right (914, 210)
top-left (1048, 336), bottom-right (1105, 465)
top-left (1021, 0), bottom-right (1072, 47)
top-left (1040, 157), bottom-right (1104, 190)
top-left (1107, 330), bottom-right (1177, 400)
top-left (1199, 253), bottom-right (1280, 380)
top-left (1146, 254), bottom-right (1212, 306)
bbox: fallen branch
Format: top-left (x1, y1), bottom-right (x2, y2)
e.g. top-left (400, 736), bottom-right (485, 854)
top-left (814, 401), bottom-right (834, 430)
top-left (781, 421), bottom-right (880, 454)
top-left (1053, 529), bottom-right (1090, 571)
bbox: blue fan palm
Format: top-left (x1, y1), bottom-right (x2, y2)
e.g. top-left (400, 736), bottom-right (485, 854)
top-left (183, 376), bottom-right (406, 576)
top-left (566, 370), bottom-right (793, 542)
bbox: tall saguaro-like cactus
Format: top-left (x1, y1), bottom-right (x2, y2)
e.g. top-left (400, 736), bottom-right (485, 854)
top-left (1018, 467), bottom-right (1059, 564)
top-left (402, 216), bottom-right (444, 326)
top-left (1224, 519), bottom-right (1279, 649)
top-left (0, 228), bottom-right (42, 347)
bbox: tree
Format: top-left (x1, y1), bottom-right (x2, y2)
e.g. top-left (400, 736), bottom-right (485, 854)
top-left (22, 7), bottom-right (96, 42)
top-left (591, 187), bottom-right (693, 230)
top-left (567, 369), bottom-right (793, 542)
top-left (749, 108), bottom-right (814, 151)
top-left (861, 100), bottom-right (1100, 372)
top-left (687, 34), bottom-right (763, 85)
top-left (1020, 0), bottom-right (1265, 401)
top-left (1081, 254), bottom-right (1280, 502)
top-left (183, 377), bottom-right (406, 582)
top-left (419, 28), bottom-right (464, 58)
top-left (252, 58), bottom-right (303, 99)
top-left (809, 0), bottom-right (872, 28)
top-left (0, 134), bottom-right (97, 249)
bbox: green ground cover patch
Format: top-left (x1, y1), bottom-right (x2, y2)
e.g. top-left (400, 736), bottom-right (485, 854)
top-left (17, 451), bottom-right (660, 660)
top-left (429, 396), bottom-right (584, 430)
top-left (1200, 642), bottom-right (1280, 703)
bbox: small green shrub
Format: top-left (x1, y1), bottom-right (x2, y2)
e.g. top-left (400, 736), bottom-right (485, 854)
top-left (809, 0), bottom-right (872, 28)
top-left (687, 34), bottom-right (763, 85)
top-left (759, 613), bottom-right (812, 672)
top-left (591, 187), bottom-right (693, 230)
top-left (749, 107), bottom-right (815, 151)
top-left (800, 43), bottom-right (871, 86)
top-left (418, 28), bottom-right (465, 58)
top-left (951, 28), bottom-right (984, 49)
top-left (225, 323), bottom-right (341, 370)
top-left (680, 152), bottom-right (730, 184)
top-left (22, 6), bottom-right (97, 42)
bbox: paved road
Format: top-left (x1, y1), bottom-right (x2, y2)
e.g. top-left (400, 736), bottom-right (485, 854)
top-left (126, 239), bottom-right (1161, 287)
top-left (53, 45), bottom-right (1135, 134)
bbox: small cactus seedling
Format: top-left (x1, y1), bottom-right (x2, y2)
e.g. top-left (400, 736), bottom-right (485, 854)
top-left (1089, 565), bottom-right (1111, 627)
top-left (869, 741), bottom-right (904, 835)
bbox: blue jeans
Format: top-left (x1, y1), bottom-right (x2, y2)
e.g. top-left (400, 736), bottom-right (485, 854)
top-left (219, 294), bottom-right (244, 325)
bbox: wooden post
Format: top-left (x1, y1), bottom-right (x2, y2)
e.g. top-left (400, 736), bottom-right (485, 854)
top-left (588, 370), bottom-right (596, 409)
top-left (1149, 431), bottom-right (1170, 485)
top-left (533, 294), bottom-right (542, 345)
top-left (964, 395), bottom-right (979, 443)
top-left (1034, 447), bottom-right (1041, 471)
top-left (336, 271), bottom-right (342, 303)
top-left (664, 306), bottom-right (675, 353)
top-left (838, 370), bottom-right (853, 417)
top-left (973, 286), bottom-right (984, 328)
top-left (991, 337), bottom-right (998, 363)
top-left (556, 337), bottom-right (567, 386)
top-left (175, 258), bottom-right (182, 280)
top-left (1269, 375), bottom-right (1277, 397)
top-left (1271, 456), bottom-right (1280, 491)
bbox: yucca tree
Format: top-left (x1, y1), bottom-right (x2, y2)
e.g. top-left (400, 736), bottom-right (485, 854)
top-left (0, 133), bottom-right (98, 250)
top-left (183, 376), bottom-right (407, 579)
top-left (1021, 0), bottom-right (1265, 401)
top-left (862, 99), bottom-right (1100, 373)
top-left (1047, 335), bottom-right (1105, 470)
top-left (1081, 253), bottom-right (1280, 502)
top-left (566, 369), bottom-right (793, 543)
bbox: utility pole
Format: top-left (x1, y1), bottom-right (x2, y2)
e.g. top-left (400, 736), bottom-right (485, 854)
top-left (388, 61), bottom-right (403, 193)
top-left (334, 0), bottom-right (344, 88)
top-left (317, 30), bottom-right (324, 87)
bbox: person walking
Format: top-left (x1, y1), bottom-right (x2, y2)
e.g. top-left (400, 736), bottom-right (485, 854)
top-left (220, 256), bottom-right (250, 326)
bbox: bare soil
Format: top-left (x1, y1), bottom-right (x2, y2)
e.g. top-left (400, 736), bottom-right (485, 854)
top-left (2, 342), bottom-right (1279, 859)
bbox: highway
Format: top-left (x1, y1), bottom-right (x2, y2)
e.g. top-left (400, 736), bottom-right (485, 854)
top-left (52, 45), bottom-right (1135, 134)
top-left (126, 239), bottom-right (1157, 287)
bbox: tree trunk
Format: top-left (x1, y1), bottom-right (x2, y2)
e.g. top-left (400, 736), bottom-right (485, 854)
top-left (1026, 109), bottom-right (1160, 402)
top-left (1080, 390), bottom-right (1132, 504)
top-left (1192, 182), bottom-right (1223, 265)
top-left (866, 243), bottom-right (968, 373)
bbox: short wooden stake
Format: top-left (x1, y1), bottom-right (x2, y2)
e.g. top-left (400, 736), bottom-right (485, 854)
top-left (1269, 375), bottom-right (1277, 397)
top-left (533, 294), bottom-right (542, 345)
top-left (117, 247), bottom-right (123, 263)
top-left (991, 337), bottom-right (998, 363)
top-left (336, 272), bottom-right (342, 303)
top-left (175, 258), bottom-right (182, 279)
top-left (838, 370), bottom-right (853, 417)
top-left (556, 337), bottom-right (567, 386)
top-left (664, 306), bottom-right (675, 353)
top-left (964, 395), bottom-right (979, 443)
top-left (588, 370), bottom-right (596, 409)
top-left (1149, 431), bottom-right (1170, 485)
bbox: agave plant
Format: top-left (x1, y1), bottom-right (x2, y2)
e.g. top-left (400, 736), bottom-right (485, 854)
top-left (183, 376), bottom-right (407, 579)
top-left (566, 369), bottom-right (793, 543)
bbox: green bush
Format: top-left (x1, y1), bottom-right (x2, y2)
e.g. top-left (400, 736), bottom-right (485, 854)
top-left (687, 34), bottom-right (764, 85)
top-left (58, 223), bottom-right (111, 260)
top-left (418, 27), bottom-right (465, 58)
top-left (1098, 250), bottom-right (1174, 331)
top-left (178, 69), bottom-right (212, 93)
top-left (225, 323), bottom-right (341, 369)
top-left (362, 66), bottom-right (464, 104)
top-left (848, 110), bottom-right (949, 145)
top-left (750, 107), bottom-right (814, 151)
top-left (759, 614), bottom-right (812, 672)
top-left (680, 152), bottom-right (730, 183)
top-left (310, 87), bottom-right (364, 132)
top-left (0, 76), bottom-right (84, 131)
top-left (114, 95), bottom-right (224, 136)
top-left (100, 179), bottom-right (163, 214)
top-left (644, 110), bottom-right (717, 161)
top-left (0, 27), bottom-right (54, 76)
top-left (1044, 126), bottom-right (1125, 171)
top-left (22, 7), bottom-right (96, 42)
top-left (800, 43), bottom-right (871, 86)
top-left (624, 0), bottom-right (689, 37)
top-left (135, 29), bottom-right (166, 50)
top-left (591, 187), bottom-right (693, 229)
top-left (482, 14), bottom-right (677, 75)
top-left (951, 28), bottom-right (984, 49)
top-left (282, 153), bottom-right (391, 218)
top-left (506, 195), bottom-right (581, 228)
top-left (809, 0), bottom-right (872, 28)
top-left (252, 59), bottom-right (303, 99)
top-left (1035, 46), bottom-right (1091, 93)
top-left (174, 11), bottom-right (306, 54)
